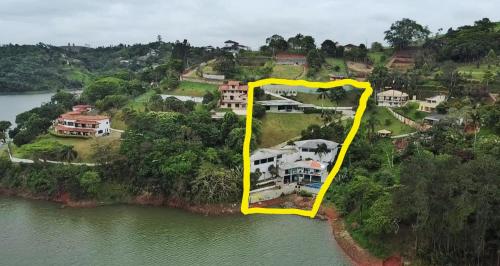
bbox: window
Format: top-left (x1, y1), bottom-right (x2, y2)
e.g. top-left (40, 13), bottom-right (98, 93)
top-left (254, 160), bottom-right (259, 165)
top-left (267, 157), bottom-right (274, 162)
top-left (228, 104), bottom-right (232, 107)
top-left (277, 154), bottom-right (282, 159)
top-left (98, 130), bottom-right (103, 134)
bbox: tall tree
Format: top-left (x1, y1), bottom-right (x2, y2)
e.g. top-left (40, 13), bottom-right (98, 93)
top-left (384, 18), bottom-right (430, 49)
top-left (321, 40), bottom-right (337, 57)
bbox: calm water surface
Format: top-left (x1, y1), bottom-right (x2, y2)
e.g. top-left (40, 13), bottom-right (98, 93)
top-left (0, 196), bottom-right (351, 266)
top-left (0, 92), bottom-right (54, 125)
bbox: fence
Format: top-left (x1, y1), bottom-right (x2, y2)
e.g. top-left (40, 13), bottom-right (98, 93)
top-left (385, 107), bottom-right (421, 129)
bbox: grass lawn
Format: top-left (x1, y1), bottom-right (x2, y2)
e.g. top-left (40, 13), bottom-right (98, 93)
top-left (271, 65), bottom-right (305, 79)
top-left (127, 89), bottom-right (156, 111)
top-left (393, 102), bottom-right (427, 122)
top-left (258, 113), bottom-right (323, 147)
top-left (293, 90), bottom-right (361, 107)
top-left (14, 131), bottom-right (122, 162)
top-left (325, 57), bottom-right (347, 75)
top-left (64, 66), bottom-right (94, 86)
top-left (295, 92), bottom-right (335, 107)
top-left (110, 110), bottom-right (127, 130)
top-left (166, 81), bottom-right (217, 97)
top-left (457, 63), bottom-right (500, 80)
top-left (363, 107), bottom-right (415, 135)
top-left (368, 51), bottom-right (389, 66)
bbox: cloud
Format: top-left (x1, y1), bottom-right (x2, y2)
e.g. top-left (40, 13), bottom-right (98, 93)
top-left (0, 0), bottom-right (498, 48)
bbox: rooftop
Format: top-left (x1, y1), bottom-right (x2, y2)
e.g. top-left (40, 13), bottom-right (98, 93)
top-left (250, 148), bottom-right (294, 161)
top-left (378, 89), bottom-right (409, 97)
top-left (60, 112), bottom-right (109, 122)
top-left (294, 139), bottom-right (339, 150)
top-left (281, 160), bottom-right (326, 170)
top-left (425, 95), bottom-right (446, 102)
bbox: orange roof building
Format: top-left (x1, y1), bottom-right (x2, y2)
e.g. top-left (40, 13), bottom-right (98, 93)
top-left (55, 107), bottom-right (110, 137)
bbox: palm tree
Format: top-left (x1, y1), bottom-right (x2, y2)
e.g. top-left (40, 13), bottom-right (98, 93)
top-left (60, 146), bottom-right (77, 162)
top-left (317, 88), bottom-right (329, 108)
top-left (467, 108), bottom-right (481, 150)
top-left (366, 115), bottom-right (380, 141)
top-left (314, 143), bottom-right (329, 162)
top-left (321, 109), bottom-right (333, 125)
top-left (328, 88), bottom-right (346, 106)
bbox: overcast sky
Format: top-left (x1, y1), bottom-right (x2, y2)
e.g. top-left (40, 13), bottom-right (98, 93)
top-left (1, 0), bottom-right (498, 49)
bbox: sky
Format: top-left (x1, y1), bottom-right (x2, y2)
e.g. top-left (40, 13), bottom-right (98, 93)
top-left (0, 0), bottom-right (499, 49)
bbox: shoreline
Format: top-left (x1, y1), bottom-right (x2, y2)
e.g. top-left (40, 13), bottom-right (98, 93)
top-left (0, 187), bottom-right (398, 266)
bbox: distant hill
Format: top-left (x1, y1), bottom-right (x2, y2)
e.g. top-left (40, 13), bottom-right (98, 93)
top-left (0, 42), bottom-right (174, 93)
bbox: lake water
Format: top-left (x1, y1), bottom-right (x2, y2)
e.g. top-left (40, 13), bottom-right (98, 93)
top-left (0, 92), bottom-right (54, 125)
top-left (0, 93), bottom-right (351, 265)
top-left (0, 196), bottom-right (351, 266)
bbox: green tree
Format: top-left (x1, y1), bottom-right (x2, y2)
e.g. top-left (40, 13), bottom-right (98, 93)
top-left (314, 143), bottom-right (329, 161)
top-left (0, 120), bottom-right (11, 141)
top-left (79, 171), bottom-right (101, 196)
top-left (83, 77), bottom-right (126, 103)
top-left (328, 88), bottom-right (346, 106)
top-left (265, 34), bottom-right (288, 55)
top-left (321, 40), bottom-right (337, 56)
top-left (384, 18), bottom-right (430, 49)
top-left (252, 103), bottom-right (266, 119)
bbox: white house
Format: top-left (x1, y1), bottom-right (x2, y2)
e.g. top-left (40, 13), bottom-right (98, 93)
top-left (250, 139), bottom-right (340, 183)
top-left (256, 99), bottom-right (315, 113)
top-left (279, 160), bottom-right (329, 184)
top-left (418, 95), bottom-right (446, 113)
top-left (55, 110), bottom-right (110, 137)
top-left (377, 89), bottom-right (409, 107)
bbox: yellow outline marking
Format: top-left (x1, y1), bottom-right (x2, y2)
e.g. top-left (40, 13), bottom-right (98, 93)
top-left (241, 78), bottom-right (373, 218)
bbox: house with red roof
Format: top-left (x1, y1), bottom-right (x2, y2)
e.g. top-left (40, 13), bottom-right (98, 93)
top-left (55, 107), bottom-right (110, 137)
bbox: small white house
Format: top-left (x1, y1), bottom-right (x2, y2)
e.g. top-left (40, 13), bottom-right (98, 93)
top-left (377, 89), bottom-right (409, 107)
top-left (418, 95), bottom-right (446, 113)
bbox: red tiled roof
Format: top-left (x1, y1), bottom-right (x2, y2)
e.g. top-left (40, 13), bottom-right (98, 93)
top-left (59, 112), bottom-right (109, 122)
top-left (219, 81), bottom-right (248, 91)
top-left (310, 160), bottom-right (322, 169)
top-left (55, 125), bottom-right (96, 133)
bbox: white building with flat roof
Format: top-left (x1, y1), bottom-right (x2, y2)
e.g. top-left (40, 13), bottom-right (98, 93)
top-left (418, 95), bottom-right (446, 113)
top-left (250, 139), bottom-right (339, 183)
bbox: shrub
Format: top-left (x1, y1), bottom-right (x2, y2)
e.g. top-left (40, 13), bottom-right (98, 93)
top-left (299, 190), bottom-right (313, 197)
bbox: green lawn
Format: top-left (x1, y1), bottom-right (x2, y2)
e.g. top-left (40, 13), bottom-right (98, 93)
top-left (325, 57), bottom-right (347, 75)
top-left (368, 51), bottom-right (388, 66)
top-left (363, 107), bottom-right (415, 136)
top-left (166, 81), bottom-right (217, 97)
top-left (258, 113), bottom-right (323, 147)
top-left (293, 90), bottom-right (361, 107)
top-left (14, 131), bottom-right (122, 162)
top-left (457, 63), bottom-right (500, 80)
top-left (271, 65), bottom-right (305, 79)
top-left (393, 102), bottom-right (427, 122)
